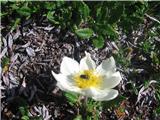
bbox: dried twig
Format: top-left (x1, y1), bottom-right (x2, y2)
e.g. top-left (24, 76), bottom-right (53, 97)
top-left (145, 14), bottom-right (160, 24)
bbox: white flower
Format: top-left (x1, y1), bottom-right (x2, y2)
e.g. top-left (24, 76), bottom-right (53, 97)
top-left (52, 52), bottom-right (122, 101)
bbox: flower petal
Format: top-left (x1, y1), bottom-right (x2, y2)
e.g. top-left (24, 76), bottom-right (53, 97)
top-left (80, 52), bottom-right (96, 70)
top-left (101, 72), bottom-right (122, 89)
top-left (60, 56), bottom-right (79, 75)
top-left (52, 71), bottom-right (81, 93)
top-left (96, 56), bottom-right (116, 75)
top-left (84, 88), bottom-right (119, 101)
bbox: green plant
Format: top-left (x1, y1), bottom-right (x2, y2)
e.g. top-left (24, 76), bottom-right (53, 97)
top-left (1, 1), bottom-right (155, 48)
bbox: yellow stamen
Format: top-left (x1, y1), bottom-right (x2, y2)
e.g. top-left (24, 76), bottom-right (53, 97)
top-left (73, 70), bottom-right (102, 89)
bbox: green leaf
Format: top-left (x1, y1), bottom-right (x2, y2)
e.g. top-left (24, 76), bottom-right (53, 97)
top-left (44, 2), bottom-right (56, 10)
top-left (87, 116), bottom-right (92, 120)
top-left (79, 2), bottom-right (90, 20)
top-left (17, 6), bottom-right (31, 17)
top-left (95, 3), bottom-right (107, 23)
top-left (150, 51), bottom-right (159, 65)
top-left (19, 107), bottom-right (26, 116)
top-left (75, 28), bottom-right (93, 39)
top-left (96, 7), bottom-right (102, 21)
top-left (47, 11), bottom-right (59, 24)
top-left (108, 4), bottom-right (124, 24)
top-left (105, 24), bottom-right (118, 39)
top-left (73, 115), bottom-right (82, 120)
top-left (86, 98), bottom-right (100, 113)
top-left (2, 57), bottom-right (10, 68)
top-left (56, 1), bottom-right (65, 8)
top-left (64, 92), bottom-right (78, 105)
top-left (11, 18), bottom-right (20, 31)
top-left (0, 12), bottom-right (8, 18)
top-left (19, 106), bottom-right (29, 115)
top-left (155, 107), bottom-right (160, 114)
top-left (21, 116), bottom-right (29, 120)
top-left (93, 36), bottom-right (104, 48)
top-left (10, 3), bottom-right (19, 10)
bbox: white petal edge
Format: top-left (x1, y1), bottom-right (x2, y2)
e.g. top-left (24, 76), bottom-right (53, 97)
top-left (96, 56), bottom-right (116, 75)
top-left (80, 52), bottom-right (96, 70)
top-left (84, 88), bottom-right (119, 101)
top-left (101, 72), bottom-right (122, 89)
top-left (60, 56), bottom-right (79, 75)
top-left (52, 71), bottom-right (81, 93)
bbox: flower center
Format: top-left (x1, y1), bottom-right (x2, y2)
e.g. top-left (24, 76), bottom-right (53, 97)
top-left (73, 70), bottom-right (102, 89)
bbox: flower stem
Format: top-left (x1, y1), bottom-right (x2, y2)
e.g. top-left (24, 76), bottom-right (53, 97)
top-left (81, 96), bottom-right (88, 119)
